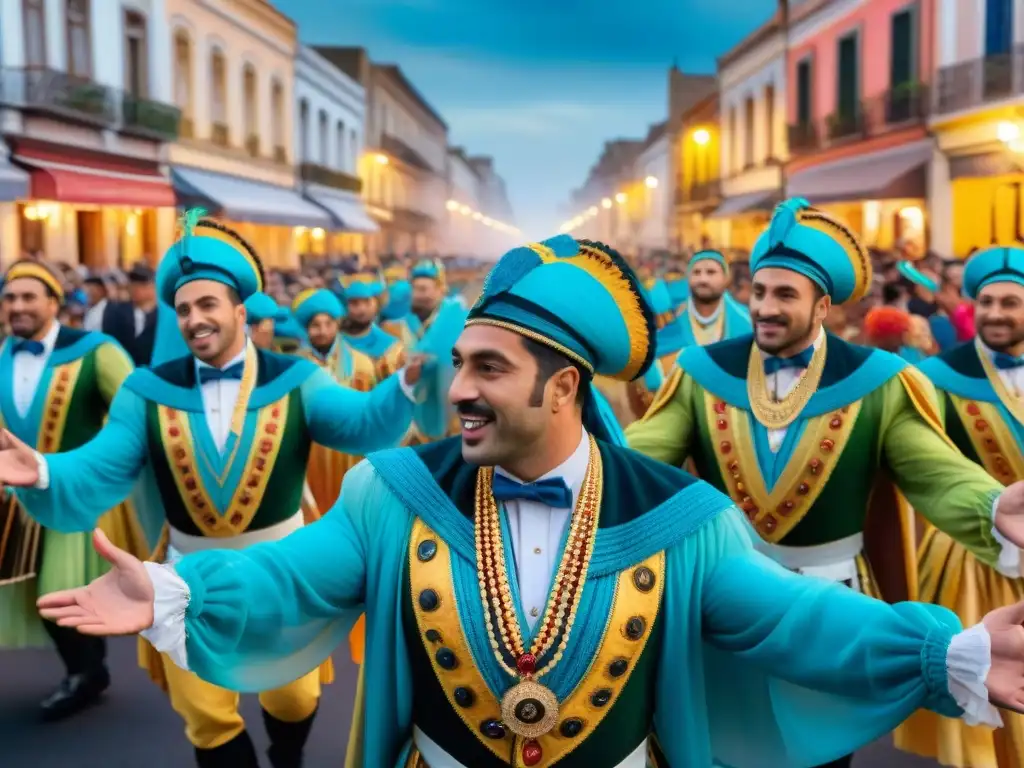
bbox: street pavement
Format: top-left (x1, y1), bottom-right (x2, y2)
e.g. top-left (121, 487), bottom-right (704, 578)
top-left (0, 637), bottom-right (941, 767)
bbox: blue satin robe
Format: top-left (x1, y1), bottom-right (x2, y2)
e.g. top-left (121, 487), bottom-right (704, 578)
top-left (99, 453), bottom-right (966, 768)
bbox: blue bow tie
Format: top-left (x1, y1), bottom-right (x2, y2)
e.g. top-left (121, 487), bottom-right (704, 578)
top-left (994, 352), bottom-right (1024, 370)
top-left (12, 339), bottom-right (44, 356)
top-left (763, 347), bottom-right (815, 376)
top-left (198, 362), bottom-right (245, 384)
top-left (491, 473), bottom-right (573, 509)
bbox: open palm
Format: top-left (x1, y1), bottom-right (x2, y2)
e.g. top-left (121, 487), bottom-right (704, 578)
top-left (37, 529), bottom-right (154, 635)
top-left (0, 428), bottom-right (41, 486)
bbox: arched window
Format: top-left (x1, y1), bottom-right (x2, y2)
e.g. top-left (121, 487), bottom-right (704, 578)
top-left (318, 109), bottom-right (328, 165)
top-left (210, 46), bottom-right (227, 145)
top-left (23, 0), bottom-right (46, 68)
top-left (298, 98), bottom-right (309, 163)
top-left (270, 78), bottom-right (285, 159)
top-left (335, 120), bottom-right (346, 170)
top-left (66, 0), bottom-right (91, 78)
top-left (242, 63), bottom-right (258, 156)
top-left (123, 10), bottom-right (147, 97)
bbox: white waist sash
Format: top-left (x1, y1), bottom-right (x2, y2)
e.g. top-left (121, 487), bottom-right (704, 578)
top-left (413, 726), bottom-right (648, 767)
top-left (166, 509), bottom-right (304, 558)
top-left (757, 532), bottom-right (864, 588)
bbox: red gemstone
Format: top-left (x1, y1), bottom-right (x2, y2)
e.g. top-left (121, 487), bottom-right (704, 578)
top-left (829, 417), bottom-right (842, 429)
top-left (762, 516), bottom-right (777, 532)
top-left (42, 437), bottom-right (52, 451)
top-left (169, 426), bottom-right (180, 438)
top-left (255, 458), bottom-right (266, 470)
top-left (727, 460), bottom-right (739, 473)
top-left (716, 419), bottom-right (728, 430)
top-left (714, 401), bottom-right (726, 414)
top-left (230, 512), bottom-right (243, 525)
top-left (166, 408), bottom-right (177, 420)
top-left (797, 482), bottom-right (810, 495)
top-left (240, 494), bottom-right (252, 506)
top-left (44, 421), bottom-right (54, 433)
top-left (174, 447), bottom-right (186, 460)
top-left (986, 438), bottom-right (999, 451)
top-left (54, 384), bottom-right (66, 395)
top-left (48, 408), bottom-right (59, 418)
top-left (272, 408), bottom-right (280, 418)
top-left (265, 423), bottom-right (278, 435)
top-left (720, 440), bottom-right (732, 454)
top-left (975, 419), bottom-right (988, 431)
top-left (184, 477), bottom-right (197, 491)
top-left (517, 653), bottom-right (537, 675)
top-left (247, 474), bottom-right (260, 488)
top-left (778, 500), bottom-right (795, 515)
top-left (193, 496), bottom-right (206, 509)
top-left (203, 515), bottom-right (216, 526)
top-left (260, 439), bottom-right (273, 454)
top-left (820, 439), bottom-right (835, 452)
top-left (51, 397), bottom-right (63, 406)
top-left (965, 402), bottom-right (980, 415)
top-left (59, 371), bottom-right (69, 382)
top-left (808, 458), bottom-right (822, 474)
top-left (522, 741), bottom-right (542, 766)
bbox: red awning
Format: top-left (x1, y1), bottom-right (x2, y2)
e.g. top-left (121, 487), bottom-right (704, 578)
top-left (14, 150), bottom-right (175, 208)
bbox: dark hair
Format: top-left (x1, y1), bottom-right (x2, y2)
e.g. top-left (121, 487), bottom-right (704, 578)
top-left (881, 282), bottom-right (904, 305)
top-left (520, 336), bottom-right (589, 407)
top-left (195, 219), bottom-right (267, 289)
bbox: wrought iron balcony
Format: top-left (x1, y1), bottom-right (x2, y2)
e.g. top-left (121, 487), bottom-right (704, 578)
top-left (0, 68), bottom-right (117, 127)
top-left (299, 162), bottom-right (362, 193)
top-left (787, 83), bottom-right (929, 156)
top-left (933, 49), bottom-right (1023, 115)
top-left (120, 93), bottom-right (180, 141)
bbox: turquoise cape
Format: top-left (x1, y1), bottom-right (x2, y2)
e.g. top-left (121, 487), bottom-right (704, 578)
top-left (919, 341), bottom-right (1024, 453)
top-left (667, 295), bottom-right (752, 357)
top-left (157, 438), bottom-right (960, 767)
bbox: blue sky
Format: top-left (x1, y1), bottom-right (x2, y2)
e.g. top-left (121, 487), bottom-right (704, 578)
top-left (284, 0), bottom-right (778, 240)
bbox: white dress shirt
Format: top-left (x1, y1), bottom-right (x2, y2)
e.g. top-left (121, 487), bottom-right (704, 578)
top-left (195, 348), bottom-right (247, 453)
top-left (133, 306), bottom-right (147, 338)
top-left (12, 321), bottom-right (60, 417)
top-left (83, 299), bottom-right (106, 332)
top-left (498, 427), bottom-right (589, 630)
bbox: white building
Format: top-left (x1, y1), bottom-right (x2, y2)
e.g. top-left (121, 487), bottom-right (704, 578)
top-left (0, 0), bottom-right (181, 267)
top-left (631, 122), bottom-right (672, 255)
top-left (444, 147), bottom-right (482, 257)
top-left (713, 10), bottom-right (786, 252)
top-left (294, 45), bottom-right (378, 257)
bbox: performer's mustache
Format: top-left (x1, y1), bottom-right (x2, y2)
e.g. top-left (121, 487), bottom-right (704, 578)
top-left (754, 316), bottom-right (788, 326)
top-left (455, 401), bottom-right (497, 420)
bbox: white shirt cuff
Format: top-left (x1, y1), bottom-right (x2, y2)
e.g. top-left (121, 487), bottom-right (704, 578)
top-left (947, 623), bottom-right (1003, 728)
top-left (139, 561), bottom-right (191, 672)
top-left (398, 368), bottom-right (426, 404)
top-left (991, 494), bottom-right (1020, 578)
top-left (33, 450), bottom-right (49, 490)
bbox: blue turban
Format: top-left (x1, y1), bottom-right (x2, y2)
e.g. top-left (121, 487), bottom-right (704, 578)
top-left (963, 246), bottom-right (1024, 299)
top-left (292, 288), bottom-right (343, 328)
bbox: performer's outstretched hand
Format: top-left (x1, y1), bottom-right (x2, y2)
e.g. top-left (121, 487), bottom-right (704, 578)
top-left (984, 601), bottom-right (1024, 711)
top-left (0, 428), bottom-right (40, 487)
top-left (995, 481), bottom-right (1024, 549)
top-left (404, 353), bottom-right (429, 385)
top-left (36, 529), bottom-right (154, 635)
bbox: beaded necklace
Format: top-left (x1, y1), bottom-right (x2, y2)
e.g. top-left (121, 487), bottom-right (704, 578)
top-left (474, 436), bottom-right (602, 766)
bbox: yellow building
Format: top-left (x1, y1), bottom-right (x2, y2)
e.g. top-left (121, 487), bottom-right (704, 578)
top-left (168, 0), bottom-right (331, 269)
top-left (927, 1), bottom-right (1024, 257)
top-left (673, 92), bottom-right (724, 250)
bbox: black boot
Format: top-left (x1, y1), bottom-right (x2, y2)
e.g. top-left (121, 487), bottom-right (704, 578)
top-left (40, 618), bottom-right (110, 721)
top-left (194, 731), bottom-right (260, 768)
top-left (263, 705), bottom-right (318, 768)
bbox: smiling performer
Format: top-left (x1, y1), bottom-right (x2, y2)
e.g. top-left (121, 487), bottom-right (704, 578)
top-left (0, 260), bottom-right (142, 722)
top-left (339, 272), bottom-right (408, 380)
top-left (674, 249), bottom-right (751, 348)
top-left (899, 245), bottom-right (1024, 768)
top-left (627, 199), bottom-right (1024, 767)
top-left (0, 211), bottom-right (426, 768)
top-left (29, 234), bottom-right (1024, 768)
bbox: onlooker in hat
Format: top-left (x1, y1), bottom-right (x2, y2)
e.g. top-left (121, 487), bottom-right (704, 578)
top-left (125, 263), bottom-right (158, 366)
top-left (83, 274), bottom-right (135, 353)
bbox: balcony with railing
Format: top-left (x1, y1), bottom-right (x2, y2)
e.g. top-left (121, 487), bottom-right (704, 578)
top-left (0, 68), bottom-right (180, 140)
top-left (933, 48), bottom-right (1024, 115)
top-left (299, 162), bottom-right (362, 194)
top-left (120, 93), bottom-right (180, 141)
top-left (675, 178), bottom-right (721, 208)
top-left (787, 83), bottom-right (929, 156)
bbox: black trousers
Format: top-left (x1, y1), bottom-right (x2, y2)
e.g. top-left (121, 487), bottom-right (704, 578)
top-left (42, 613), bottom-right (106, 677)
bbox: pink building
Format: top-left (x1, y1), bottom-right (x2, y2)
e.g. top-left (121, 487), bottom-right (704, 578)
top-left (782, 0), bottom-right (935, 253)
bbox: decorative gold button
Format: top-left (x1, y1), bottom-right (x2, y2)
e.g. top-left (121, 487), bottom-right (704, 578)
top-left (533, 547), bottom-right (542, 555)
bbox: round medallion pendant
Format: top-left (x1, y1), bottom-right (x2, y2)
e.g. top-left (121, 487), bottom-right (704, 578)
top-left (499, 679), bottom-right (559, 739)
